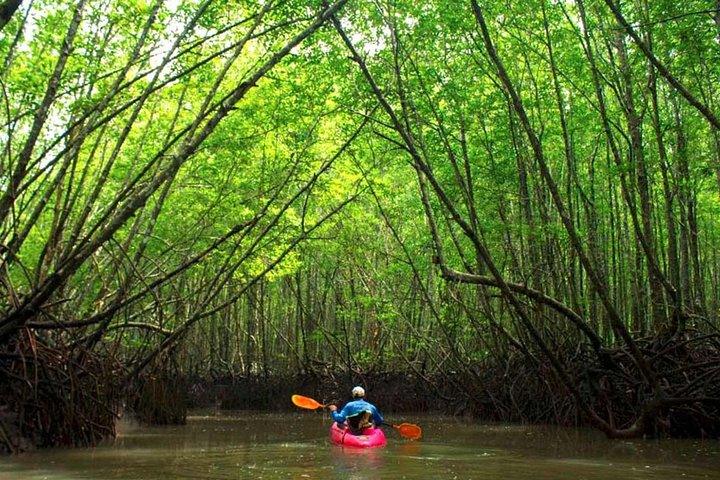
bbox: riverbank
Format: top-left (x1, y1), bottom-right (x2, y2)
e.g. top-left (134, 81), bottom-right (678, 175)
top-left (2, 330), bottom-right (718, 455)
top-left (185, 331), bottom-right (720, 439)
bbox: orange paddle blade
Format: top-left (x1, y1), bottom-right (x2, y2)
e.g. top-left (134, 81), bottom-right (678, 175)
top-left (395, 423), bottom-right (422, 440)
top-left (291, 394), bottom-right (325, 410)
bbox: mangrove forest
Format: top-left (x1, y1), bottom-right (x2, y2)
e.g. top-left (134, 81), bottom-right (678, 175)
top-left (1, 0), bottom-right (720, 461)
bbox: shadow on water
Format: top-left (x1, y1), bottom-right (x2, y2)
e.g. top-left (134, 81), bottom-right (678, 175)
top-left (0, 412), bottom-right (719, 479)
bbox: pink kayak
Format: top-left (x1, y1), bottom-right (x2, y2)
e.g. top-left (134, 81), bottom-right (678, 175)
top-left (330, 422), bottom-right (387, 448)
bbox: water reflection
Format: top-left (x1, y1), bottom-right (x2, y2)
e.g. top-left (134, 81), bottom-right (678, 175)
top-left (396, 440), bottom-right (422, 456)
top-left (330, 445), bottom-right (385, 480)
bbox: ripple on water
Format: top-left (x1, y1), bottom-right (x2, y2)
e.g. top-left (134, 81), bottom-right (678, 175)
top-left (1, 413), bottom-right (719, 480)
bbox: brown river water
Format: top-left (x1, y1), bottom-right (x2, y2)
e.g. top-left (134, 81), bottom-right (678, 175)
top-left (1, 412), bottom-right (719, 479)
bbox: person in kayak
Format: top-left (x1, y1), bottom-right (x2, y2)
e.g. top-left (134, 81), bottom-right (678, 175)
top-left (329, 386), bottom-right (384, 434)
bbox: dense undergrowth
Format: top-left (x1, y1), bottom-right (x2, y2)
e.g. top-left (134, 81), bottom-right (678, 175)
top-left (188, 331), bottom-right (720, 438)
top-left (0, 333), bottom-right (120, 454)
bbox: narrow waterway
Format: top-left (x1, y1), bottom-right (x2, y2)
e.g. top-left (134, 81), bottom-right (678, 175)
top-left (1, 412), bottom-right (719, 479)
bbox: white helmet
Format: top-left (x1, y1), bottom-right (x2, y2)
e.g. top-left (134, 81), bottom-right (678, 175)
top-left (351, 386), bottom-right (365, 398)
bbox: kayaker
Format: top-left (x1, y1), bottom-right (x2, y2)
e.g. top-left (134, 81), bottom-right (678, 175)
top-left (329, 386), bottom-right (384, 433)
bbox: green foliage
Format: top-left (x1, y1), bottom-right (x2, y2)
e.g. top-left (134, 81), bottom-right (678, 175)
top-left (1, 0), bottom-right (719, 401)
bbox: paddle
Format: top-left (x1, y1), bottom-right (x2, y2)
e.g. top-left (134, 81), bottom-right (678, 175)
top-left (291, 394), bottom-right (328, 410)
top-left (383, 422), bottom-right (423, 440)
top-left (291, 394), bottom-right (423, 440)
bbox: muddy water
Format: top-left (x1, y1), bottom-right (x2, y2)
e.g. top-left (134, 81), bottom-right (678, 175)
top-left (1, 412), bottom-right (719, 479)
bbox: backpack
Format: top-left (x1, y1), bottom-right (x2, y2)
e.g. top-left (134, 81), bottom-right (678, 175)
top-left (347, 411), bottom-right (372, 434)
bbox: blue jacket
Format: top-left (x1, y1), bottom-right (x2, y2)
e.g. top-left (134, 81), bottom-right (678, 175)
top-left (332, 399), bottom-right (384, 425)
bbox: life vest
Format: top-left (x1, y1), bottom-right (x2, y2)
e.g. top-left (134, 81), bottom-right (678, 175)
top-left (347, 410), bottom-right (372, 434)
